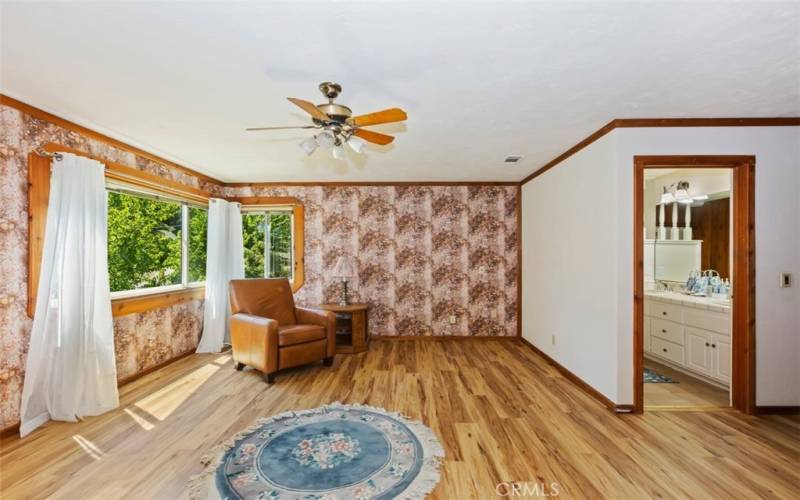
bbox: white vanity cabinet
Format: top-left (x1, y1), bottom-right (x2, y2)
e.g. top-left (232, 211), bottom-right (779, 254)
top-left (644, 293), bottom-right (730, 388)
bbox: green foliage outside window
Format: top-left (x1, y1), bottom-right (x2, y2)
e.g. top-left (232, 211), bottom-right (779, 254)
top-left (188, 206), bottom-right (208, 282)
top-left (243, 213), bottom-right (266, 278)
top-left (107, 191), bottom-right (182, 292)
top-left (242, 211), bottom-right (292, 280)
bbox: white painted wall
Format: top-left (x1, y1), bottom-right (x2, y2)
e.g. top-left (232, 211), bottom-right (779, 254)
top-left (522, 126), bottom-right (800, 406)
top-left (521, 134), bottom-right (621, 402)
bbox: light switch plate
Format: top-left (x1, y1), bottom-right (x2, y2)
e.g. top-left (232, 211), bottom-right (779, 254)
top-left (449, 315), bottom-right (457, 324)
top-left (780, 273), bottom-right (791, 288)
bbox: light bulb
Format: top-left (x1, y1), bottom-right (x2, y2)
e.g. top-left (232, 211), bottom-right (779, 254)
top-left (347, 135), bottom-right (365, 153)
top-left (332, 145), bottom-right (346, 160)
top-left (315, 130), bottom-right (336, 148)
top-left (299, 136), bottom-right (318, 156)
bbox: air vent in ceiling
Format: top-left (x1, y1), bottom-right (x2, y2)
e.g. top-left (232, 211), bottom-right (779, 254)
top-left (504, 155), bottom-right (523, 163)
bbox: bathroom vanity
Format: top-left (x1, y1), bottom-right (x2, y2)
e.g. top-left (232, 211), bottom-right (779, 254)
top-left (644, 291), bottom-right (731, 388)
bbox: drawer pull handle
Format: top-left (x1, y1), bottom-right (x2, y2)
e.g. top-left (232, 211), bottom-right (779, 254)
top-left (705, 342), bottom-right (709, 346)
top-left (662, 312), bottom-right (667, 315)
top-left (662, 329), bottom-right (667, 333)
top-left (662, 348), bottom-right (667, 352)
top-left (712, 344), bottom-right (716, 348)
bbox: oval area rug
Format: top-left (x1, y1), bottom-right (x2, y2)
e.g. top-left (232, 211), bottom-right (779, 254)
top-left (189, 402), bottom-right (444, 499)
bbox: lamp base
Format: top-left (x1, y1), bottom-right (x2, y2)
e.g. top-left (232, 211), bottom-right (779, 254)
top-left (339, 279), bottom-right (349, 306)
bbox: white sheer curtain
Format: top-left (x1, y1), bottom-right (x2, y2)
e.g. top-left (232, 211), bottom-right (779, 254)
top-left (20, 153), bottom-right (118, 437)
top-left (197, 199), bottom-right (244, 353)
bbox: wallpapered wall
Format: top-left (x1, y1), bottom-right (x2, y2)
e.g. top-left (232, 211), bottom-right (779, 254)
top-left (225, 184), bottom-right (519, 339)
top-left (0, 104), bottom-right (211, 429)
top-left (0, 102), bottom-right (520, 430)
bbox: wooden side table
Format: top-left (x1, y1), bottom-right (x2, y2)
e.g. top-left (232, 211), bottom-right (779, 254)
top-left (318, 303), bottom-right (369, 354)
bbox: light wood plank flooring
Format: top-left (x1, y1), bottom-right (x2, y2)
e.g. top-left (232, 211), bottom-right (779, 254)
top-left (1, 339), bottom-right (798, 499)
top-left (644, 358), bottom-right (730, 408)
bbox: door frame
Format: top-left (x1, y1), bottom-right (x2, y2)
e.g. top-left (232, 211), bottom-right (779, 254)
top-left (633, 155), bottom-right (755, 414)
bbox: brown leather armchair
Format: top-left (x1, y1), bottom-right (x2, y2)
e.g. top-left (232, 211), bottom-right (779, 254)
top-left (229, 278), bottom-right (336, 383)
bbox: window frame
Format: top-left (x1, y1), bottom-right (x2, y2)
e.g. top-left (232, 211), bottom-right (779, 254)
top-left (106, 184), bottom-right (208, 300)
top-left (237, 197), bottom-right (305, 293)
top-left (27, 145), bottom-right (213, 318)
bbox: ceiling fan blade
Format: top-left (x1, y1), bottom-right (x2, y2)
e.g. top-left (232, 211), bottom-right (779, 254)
top-left (352, 128), bottom-right (395, 146)
top-left (347, 108), bottom-right (407, 127)
top-left (287, 97), bottom-right (330, 122)
top-left (246, 125), bottom-right (318, 131)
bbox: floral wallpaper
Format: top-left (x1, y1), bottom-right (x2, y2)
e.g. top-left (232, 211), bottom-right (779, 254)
top-left (224, 184), bottom-right (519, 339)
top-left (0, 104), bottom-right (209, 430)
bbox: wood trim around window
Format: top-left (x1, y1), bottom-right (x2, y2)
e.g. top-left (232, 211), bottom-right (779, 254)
top-left (41, 143), bottom-right (212, 203)
top-left (234, 196), bottom-right (306, 293)
top-left (27, 150), bottom-right (209, 318)
top-left (633, 155), bottom-right (756, 415)
top-left (111, 287), bottom-right (205, 317)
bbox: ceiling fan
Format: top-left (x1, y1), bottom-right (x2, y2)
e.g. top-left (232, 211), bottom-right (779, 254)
top-left (246, 82), bottom-right (407, 159)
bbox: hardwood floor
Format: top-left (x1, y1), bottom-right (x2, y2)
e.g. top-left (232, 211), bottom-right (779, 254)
top-left (644, 358), bottom-right (730, 408)
top-left (1, 339), bottom-right (798, 499)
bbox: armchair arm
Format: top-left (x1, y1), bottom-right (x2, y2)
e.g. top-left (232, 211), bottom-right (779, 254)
top-left (230, 313), bottom-right (279, 374)
top-left (295, 307), bottom-right (337, 357)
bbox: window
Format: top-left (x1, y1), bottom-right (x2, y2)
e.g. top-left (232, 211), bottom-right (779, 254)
top-left (188, 206), bottom-right (208, 282)
top-left (242, 210), bottom-right (294, 280)
top-left (107, 189), bottom-right (207, 295)
top-left (239, 197), bottom-right (305, 292)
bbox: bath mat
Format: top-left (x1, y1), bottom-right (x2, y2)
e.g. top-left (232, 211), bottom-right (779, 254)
top-left (189, 402), bottom-right (444, 499)
top-left (644, 368), bottom-right (677, 383)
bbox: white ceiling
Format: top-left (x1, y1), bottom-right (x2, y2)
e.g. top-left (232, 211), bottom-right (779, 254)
top-left (2, 2), bottom-right (799, 183)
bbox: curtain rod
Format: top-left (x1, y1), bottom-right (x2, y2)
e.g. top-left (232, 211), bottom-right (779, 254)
top-left (36, 147), bottom-right (109, 169)
top-left (35, 148), bottom-right (63, 160)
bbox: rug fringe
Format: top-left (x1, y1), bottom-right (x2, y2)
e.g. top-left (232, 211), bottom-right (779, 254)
top-left (187, 402), bottom-right (445, 499)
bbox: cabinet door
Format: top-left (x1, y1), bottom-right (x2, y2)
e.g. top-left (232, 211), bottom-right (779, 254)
top-left (713, 335), bottom-right (731, 384)
top-left (685, 327), bottom-right (713, 376)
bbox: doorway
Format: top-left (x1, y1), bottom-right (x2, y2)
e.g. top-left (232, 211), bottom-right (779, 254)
top-left (633, 156), bottom-right (755, 414)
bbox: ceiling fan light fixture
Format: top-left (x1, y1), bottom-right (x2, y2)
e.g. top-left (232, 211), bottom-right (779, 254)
top-left (299, 136), bottom-right (318, 156)
top-left (315, 130), bottom-right (336, 149)
top-left (332, 145), bottom-right (346, 160)
top-left (347, 135), bottom-right (366, 154)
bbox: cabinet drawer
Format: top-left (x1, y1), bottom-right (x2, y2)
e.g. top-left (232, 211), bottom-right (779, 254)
top-left (683, 308), bottom-right (730, 335)
top-left (651, 337), bottom-right (684, 365)
top-left (651, 318), bottom-right (684, 345)
top-left (649, 301), bottom-right (683, 322)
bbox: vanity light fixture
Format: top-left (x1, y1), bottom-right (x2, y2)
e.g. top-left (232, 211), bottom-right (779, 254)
top-left (660, 187), bottom-right (675, 204)
top-left (662, 180), bottom-right (707, 204)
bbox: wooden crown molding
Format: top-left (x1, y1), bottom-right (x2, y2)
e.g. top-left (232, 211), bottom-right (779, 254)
top-left (1, 94), bottom-right (223, 188)
top-left (2, 95), bottom-right (515, 188)
top-left (519, 117), bottom-right (800, 185)
top-left (225, 181), bottom-right (519, 187)
top-left (6, 95), bottom-right (797, 188)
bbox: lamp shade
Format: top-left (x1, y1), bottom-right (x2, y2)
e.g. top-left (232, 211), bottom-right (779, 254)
top-left (332, 255), bottom-right (355, 278)
top-left (332, 145), bottom-right (346, 160)
top-left (347, 135), bottom-right (365, 153)
top-left (299, 136), bottom-right (318, 156)
top-left (316, 130), bottom-right (336, 149)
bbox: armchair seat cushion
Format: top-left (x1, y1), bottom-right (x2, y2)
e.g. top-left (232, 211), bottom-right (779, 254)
top-left (278, 324), bottom-right (326, 347)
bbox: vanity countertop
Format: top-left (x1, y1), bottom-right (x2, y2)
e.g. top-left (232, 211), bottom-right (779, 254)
top-left (645, 290), bottom-right (730, 313)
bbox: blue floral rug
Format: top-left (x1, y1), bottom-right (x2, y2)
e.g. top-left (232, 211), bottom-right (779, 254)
top-left (190, 403), bottom-right (444, 499)
top-left (644, 368), bottom-right (677, 383)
